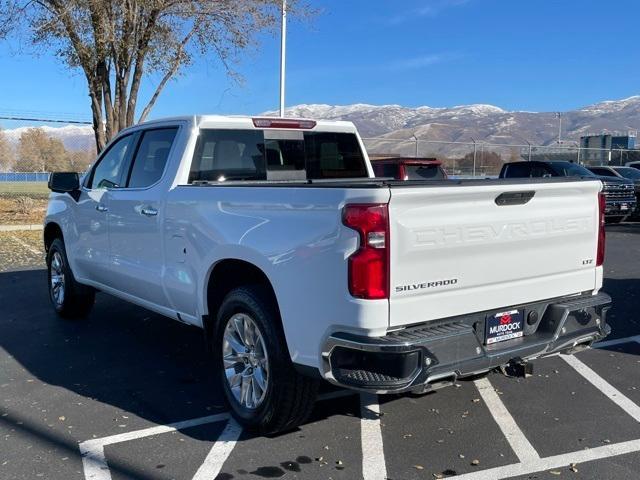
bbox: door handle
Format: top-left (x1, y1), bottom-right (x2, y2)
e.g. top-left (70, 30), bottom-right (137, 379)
top-left (141, 207), bottom-right (158, 217)
top-left (96, 204), bottom-right (108, 212)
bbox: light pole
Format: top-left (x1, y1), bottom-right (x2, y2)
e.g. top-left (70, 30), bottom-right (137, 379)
top-left (279, 0), bottom-right (287, 117)
top-left (525, 140), bottom-right (532, 161)
top-left (471, 137), bottom-right (478, 177)
top-left (556, 112), bottom-right (562, 144)
top-left (411, 134), bottom-right (419, 157)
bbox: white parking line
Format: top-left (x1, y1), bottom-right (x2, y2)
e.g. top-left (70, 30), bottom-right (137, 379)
top-left (79, 412), bottom-right (231, 480)
top-left (474, 377), bottom-right (540, 463)
top-left (79, 390), bottom-right (356, 480)
top-left (360, 393), bottom-right (388, 480)
top-left (192, 419), bottom-right (243, 480)
top-left (451, 438), bottom-right (640, 480)
top-left (561, 353), bottom-right (640, 422)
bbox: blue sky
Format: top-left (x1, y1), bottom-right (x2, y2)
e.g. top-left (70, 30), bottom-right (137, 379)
top-left (1, 0), bottom-right (639, 121)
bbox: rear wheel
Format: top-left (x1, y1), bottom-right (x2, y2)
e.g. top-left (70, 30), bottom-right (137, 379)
top-left (47, 238), bottom-right (95, 319)
top-left (212, 286), bottom-right (318, 434)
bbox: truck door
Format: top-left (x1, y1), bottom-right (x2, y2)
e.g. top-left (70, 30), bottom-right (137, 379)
top-left (73, 133), bottom-right (138, 284)
top-left (107, 127), bottom-right (179, 307)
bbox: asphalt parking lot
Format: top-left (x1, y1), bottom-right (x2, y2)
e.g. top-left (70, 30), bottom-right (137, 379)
top-left (1, 224), bottom-right (640, 480)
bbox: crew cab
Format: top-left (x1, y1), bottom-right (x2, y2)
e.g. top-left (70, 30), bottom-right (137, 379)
top-left (371, 157), bottom-right (447, 180)
top-left (500, 160), bottom-right (636, 223)
top-left (45, 116), bottom-right (611, 433)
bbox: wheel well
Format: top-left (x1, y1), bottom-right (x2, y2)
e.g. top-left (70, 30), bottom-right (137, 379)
top-left (205, 259), bottom-right (280, 335)
top-left (44, 223), bottom-right (63, 252)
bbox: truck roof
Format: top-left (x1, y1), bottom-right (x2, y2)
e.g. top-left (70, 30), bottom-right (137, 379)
top-left (132, 115), bottom-right (358, 134)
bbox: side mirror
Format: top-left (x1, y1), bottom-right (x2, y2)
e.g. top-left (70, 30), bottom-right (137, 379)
top-left (48, 172), bottom-right (80, 200)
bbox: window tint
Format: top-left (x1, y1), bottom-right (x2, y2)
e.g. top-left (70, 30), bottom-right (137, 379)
top-left (372, 163), bottom-right (399, 179)
top-left (503, 163), bottom-right (554, 178)
top-left (549, 162), bottom-right (595, 177)
top-left (188, 129), bottom-right (368, 182)
top-left (89, 134), bottom-right (136, 189)
top-left (503, 162), bottom-right (532, 177)
top-left (614, 167), bottom-right (640, 179)
top-left (405, 165), bottom-right (445, 180)
top-left (189, 130), bottom-right (266, 182)
top-left (303, 132), bottom-right (368, 179)
top-left (128, 128), bottom-right (178, 188)
top-left (589, 167), bottom-right (616, 177)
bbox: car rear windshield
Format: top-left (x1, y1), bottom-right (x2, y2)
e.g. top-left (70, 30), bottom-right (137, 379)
top-left (404, 164), bottom-right (445, 180)
top-left (189, 129), bottom-right (368, 183)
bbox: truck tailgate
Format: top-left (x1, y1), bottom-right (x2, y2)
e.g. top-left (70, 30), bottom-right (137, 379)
top-left (388, 179), bottom-right (602, 328)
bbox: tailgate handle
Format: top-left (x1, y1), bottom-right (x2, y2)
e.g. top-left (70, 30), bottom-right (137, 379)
top-left (495, 191), bottom-right (535, 206)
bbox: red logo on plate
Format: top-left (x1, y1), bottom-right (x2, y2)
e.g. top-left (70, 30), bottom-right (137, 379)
top-left (499, 314), bottom-right (512, 325)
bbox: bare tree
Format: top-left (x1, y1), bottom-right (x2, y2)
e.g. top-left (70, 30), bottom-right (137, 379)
top-left (1, 1), bottom-right (310, 152)
top-left (0, 128), bottom-right (15, 172)
top-left (16, 128), bottom-right (70, 172)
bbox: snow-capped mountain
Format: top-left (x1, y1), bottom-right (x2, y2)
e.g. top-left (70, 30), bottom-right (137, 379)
top-left (2, 96), bottom-right (640, 153)
top-left (1, 124), bottom-right (94, 151)
top-left (264, 96), bottom-right (640, 146)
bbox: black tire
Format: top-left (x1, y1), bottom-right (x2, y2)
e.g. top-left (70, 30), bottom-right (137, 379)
top-left (47, 237), bottom-right (95, 319)
top-left (606, 217), bottom-right (624, 224)
top-left (212, 286), bottom-right (318, 434)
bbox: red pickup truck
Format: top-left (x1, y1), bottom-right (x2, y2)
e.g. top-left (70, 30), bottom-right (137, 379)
top-left (371, 157), bottom-right (448, 180)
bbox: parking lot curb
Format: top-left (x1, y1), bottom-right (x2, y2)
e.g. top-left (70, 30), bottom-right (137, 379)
top-left (0, 224), bottom-right (43, 231)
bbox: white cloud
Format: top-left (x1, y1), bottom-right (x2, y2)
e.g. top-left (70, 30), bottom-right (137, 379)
top-left (388, 53), bottom-right (460, 71)
top-left (390, 0), bottom-right (472, 24)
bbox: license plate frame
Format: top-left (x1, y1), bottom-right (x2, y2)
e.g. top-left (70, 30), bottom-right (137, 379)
top-left (485, 309), bottom-right (524, 345)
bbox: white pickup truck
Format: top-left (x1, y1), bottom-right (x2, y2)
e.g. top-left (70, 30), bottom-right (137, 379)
top-left (44, 116), bottom-right (611, 433)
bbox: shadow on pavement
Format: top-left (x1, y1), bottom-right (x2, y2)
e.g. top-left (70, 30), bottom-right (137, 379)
top-left (0, 269), bottom-right (353, 445)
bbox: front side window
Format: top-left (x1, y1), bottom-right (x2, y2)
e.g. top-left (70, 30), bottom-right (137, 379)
top-left (550, 162), bottom-right (595, 177)
top-left (89, 134), bottom-right (136, 189)
top-left (127, 128), bottom-right (178, 188)
top-left (188, 129), bottom-right (368, 183)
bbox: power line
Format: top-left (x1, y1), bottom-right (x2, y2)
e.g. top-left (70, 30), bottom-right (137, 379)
top-left (0, 116), bottom-right (92, 125)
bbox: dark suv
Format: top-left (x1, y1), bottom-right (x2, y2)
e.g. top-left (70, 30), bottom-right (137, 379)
top-left (500, 161), bottom-right (637, 223)
top-left (588, 165), bottom-right (640, 219)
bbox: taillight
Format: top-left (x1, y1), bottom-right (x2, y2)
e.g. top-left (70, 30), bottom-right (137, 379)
top-left (342, 204), bottom-right (389, 299)
top-left (597, 192), bottom-right (606, 266)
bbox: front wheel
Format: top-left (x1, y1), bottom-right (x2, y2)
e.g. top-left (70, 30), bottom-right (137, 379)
top-left (212, 286), bottom-right (318, 434)
top-left (47, 238), bottom-right (95, 319)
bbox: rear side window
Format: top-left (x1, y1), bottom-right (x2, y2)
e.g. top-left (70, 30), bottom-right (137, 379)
top-left (128, 128), bottom-right (178, 188)
top-left (405, 165), bottom-right (445, 180)
top-left (188, 129), bottom-right (368, 182)
top-left (502, 162), bottom-right (533, 178)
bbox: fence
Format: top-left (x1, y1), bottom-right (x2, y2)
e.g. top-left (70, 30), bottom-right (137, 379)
top-left (362, 138), bottom-right (640, 177)
top-left (2, 112), bottom-right (640, 179)
top-left (0, 172), bottom-right (50, 182)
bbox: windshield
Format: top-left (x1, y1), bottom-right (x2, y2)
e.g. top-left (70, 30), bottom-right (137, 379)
top-left (613, 167), bottom-right (640, 180)
top-left (549, 162), bottom-right (595, 177)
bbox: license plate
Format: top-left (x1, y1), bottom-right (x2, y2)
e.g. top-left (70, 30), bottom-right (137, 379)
top-left (485, 309), bottom-right (524, 345)
top-left (621, 204), bottom-right (629, 211)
